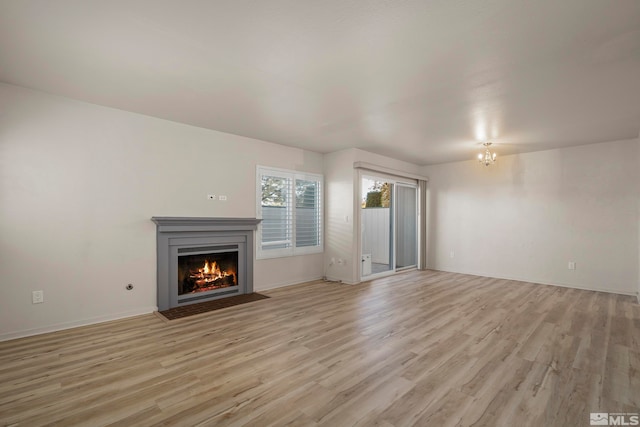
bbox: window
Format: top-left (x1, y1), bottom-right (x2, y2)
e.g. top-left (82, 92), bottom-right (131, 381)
top-left (256, 166), bottom-right (323, 259)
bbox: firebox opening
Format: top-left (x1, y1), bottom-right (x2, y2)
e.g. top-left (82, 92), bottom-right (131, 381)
top-left (177, 249), bottom-right (238, 296)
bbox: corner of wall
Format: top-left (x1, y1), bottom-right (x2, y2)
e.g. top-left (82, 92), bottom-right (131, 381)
top-left (0, 84), bottom-right (328, 338)
top-left (322, 149), bottom-right (357, 284)
top-left (422, 139), bottom-right (640, 295)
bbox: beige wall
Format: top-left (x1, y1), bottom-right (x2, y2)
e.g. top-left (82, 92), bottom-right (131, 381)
top-left (0, 83), bottom-right (324, 340)
top-left (2, 81), bottom-right (637, 340)
top-left (423, 138), bottom-right (639, 295)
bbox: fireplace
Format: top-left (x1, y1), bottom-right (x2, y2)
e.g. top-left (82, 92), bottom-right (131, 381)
top-left (152, 217), bottom-right (261, 311)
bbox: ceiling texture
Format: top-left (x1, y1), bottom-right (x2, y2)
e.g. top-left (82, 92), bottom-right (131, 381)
top-left (1, 0), bottom-right (639, 165)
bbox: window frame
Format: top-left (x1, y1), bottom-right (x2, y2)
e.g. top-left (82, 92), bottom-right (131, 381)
top-left (256, 166), bottom-right (323, 259)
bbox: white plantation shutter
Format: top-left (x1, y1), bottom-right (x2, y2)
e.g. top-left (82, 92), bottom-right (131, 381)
top-left (295, 179), bottom-right (321, 248)
top-left (260, 174), bottom-right (292, 250)
top-left (257, 167), bottom-right (323, 258)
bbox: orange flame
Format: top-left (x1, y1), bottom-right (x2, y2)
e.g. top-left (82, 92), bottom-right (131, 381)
top-left (192, 259), bottom-right (236, 288)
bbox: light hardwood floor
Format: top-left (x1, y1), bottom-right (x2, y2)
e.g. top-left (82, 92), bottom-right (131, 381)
top-left (1, 270), bottom-right (639, 426)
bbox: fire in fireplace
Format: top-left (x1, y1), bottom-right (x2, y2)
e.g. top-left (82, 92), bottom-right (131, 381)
top-left (177, 251), bottom-right (238, 295)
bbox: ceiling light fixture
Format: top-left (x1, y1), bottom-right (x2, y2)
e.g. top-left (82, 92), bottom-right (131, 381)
top-left (478, 142), bottom-right (497, 166)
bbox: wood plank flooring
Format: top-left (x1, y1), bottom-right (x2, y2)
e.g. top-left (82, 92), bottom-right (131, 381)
top-left (0, 270), bottom-right (638, 426)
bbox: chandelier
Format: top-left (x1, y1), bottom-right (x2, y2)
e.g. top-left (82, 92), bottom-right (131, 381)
top-left (478, 142), bottom-right (497, 166)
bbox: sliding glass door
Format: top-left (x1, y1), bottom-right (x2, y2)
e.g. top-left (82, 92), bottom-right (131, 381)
top-left (360, 175), bottom-right (417, 279)
top-left (395, 184), bottom-right (417, 270)
top-left (360, 176), bottom-right (394, 276)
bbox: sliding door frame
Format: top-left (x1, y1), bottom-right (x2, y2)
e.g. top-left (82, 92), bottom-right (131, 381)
top-left (395, 182), bottom-right (418, 272)
top-left (356, 168), bottom-right (419, 282)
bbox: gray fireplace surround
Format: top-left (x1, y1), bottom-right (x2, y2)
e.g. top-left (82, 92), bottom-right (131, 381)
top-left (151, 217), bottom-right (261, 311)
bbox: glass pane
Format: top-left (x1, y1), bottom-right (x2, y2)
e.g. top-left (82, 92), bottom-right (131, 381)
top-left (361, 177), bottom-right (393, 276)
top-left (396, 185), bottom-right (417, 269)
top-left (261, 175), bottom-right (292, 250)
top-left (295, 179), bottom-right (320, 247)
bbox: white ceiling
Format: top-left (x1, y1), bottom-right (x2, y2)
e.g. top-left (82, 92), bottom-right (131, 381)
top-left (1, 0), bottom-right (639, 165)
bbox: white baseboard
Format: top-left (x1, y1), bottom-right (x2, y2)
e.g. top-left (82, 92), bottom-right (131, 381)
top-left (323, 275), bottom-right (358, 285)
top-left (256, 276), bottom-right (324, 291)
top-left (0, 277), bottom-right (326, 342)
top-left (6, 270), bottom-right (631, 342)
top-left (0, 306), bottom-right (157, 342)
top-left (430, 267), bottom-right (637, 296)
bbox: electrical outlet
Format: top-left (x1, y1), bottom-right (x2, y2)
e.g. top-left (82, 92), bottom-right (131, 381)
top-left (568, 261), bottom-right (576, 270)
top-left (219, 195), bottom-right (227, 201)
top-left (450, 250), bottom-right (455, 259)
top-left (32, 290), bottom-right (44, 304)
